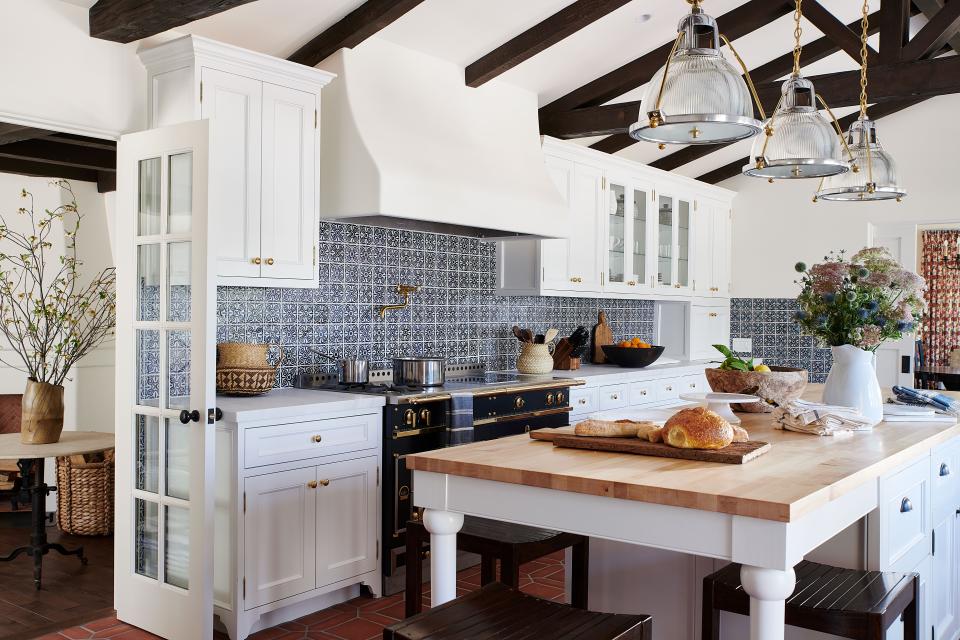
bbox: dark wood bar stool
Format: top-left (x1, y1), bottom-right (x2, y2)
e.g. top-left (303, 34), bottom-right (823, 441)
top-left (405, 515), bottom-right (589, 617)
top-left (387, 582), bottom-right (652, 640)
top-left (702, 560), bottom-right (919, 640)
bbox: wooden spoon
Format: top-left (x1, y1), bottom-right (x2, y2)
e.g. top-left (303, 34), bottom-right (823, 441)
top-left (544, 328), bottom-right (559, 344)
top-left (512, 326), bottom-right (525, 342)
top-left (520, 328), bottom-right (534, 343)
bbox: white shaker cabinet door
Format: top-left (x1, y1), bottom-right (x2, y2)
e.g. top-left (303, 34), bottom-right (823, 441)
top-left (260, 83), bottom-right (317, 281)
top-left (200, 68), bottom-right (263, 279)
top-left (244, 467), bottom-right (317, 609)
top-left (539, 156), bottom-right (576, 292)
top-left (315, 456), bottom-right (379, 588)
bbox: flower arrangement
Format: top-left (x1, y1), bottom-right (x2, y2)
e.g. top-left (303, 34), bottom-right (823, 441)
top-left (0, 180), bottom-right (116, 385)
top-left (793, 247), bottom-right (926, 350)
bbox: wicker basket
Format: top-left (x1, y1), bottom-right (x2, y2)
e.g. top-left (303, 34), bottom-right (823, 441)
top-left (217, 342), bottom-right (273, 368)
top-left (56, 449), bottom-right (114, 536)
top-left (216, 366), bottom-right (277, 396)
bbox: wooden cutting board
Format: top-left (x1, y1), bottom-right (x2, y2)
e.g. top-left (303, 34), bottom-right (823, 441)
top-left (591, 310), bottom-right (613, 364)
top-left (530, 428), bottom-right (771, 464)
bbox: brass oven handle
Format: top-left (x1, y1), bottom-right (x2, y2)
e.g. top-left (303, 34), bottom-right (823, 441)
top-left (473, 406), bottom-right (572, 426)
top-left (393, 426), bottom-right (447, 439)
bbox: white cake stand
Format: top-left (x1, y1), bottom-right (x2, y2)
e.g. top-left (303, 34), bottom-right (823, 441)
top-left (678, 392), bottom-right (762, 425)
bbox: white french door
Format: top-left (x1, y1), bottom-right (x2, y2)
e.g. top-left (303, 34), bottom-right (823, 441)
top-left (869, 222), bottom-right (919, 388)
top-left (114, 120), bottom-right (216, 639)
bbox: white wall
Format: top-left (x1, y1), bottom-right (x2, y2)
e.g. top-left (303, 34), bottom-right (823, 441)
top-left (0, 175), bottom-right (115, 435)
top-left (0, 0), bottom-right (145, 137)
top-left (723, 94), bottom-right (960, 299)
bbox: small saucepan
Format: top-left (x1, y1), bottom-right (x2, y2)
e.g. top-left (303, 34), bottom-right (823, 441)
top-left (312, 350), bottom-right (370, 385)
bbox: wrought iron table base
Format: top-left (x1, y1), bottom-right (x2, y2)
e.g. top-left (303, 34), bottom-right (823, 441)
top-left (0, 458), bottom-right (86, 589)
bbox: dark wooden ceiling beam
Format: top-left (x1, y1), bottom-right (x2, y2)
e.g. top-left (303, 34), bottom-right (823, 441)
top-left (89, 0), bottom-right (257, 43)
top-left (466, 0), bottom-right (631, 87)
top-left (539, 0), bottom-right (795, 118)
top-left (589, 133), bottom-right (636, 154)
top-left (0, 156), bottom-right (99, 186)
top-left (696, 98), bottom-right (923, 185)
top-left (288, 0), bottom-right (426, 68)
top-left (902, 0), bottom-right (960, 60)
top-left (0, 139), bottom-right (116, 172)
top-left (45, 133), bottom-right (117, 151)
top-left (0, 124), bottom-right (54, 146)
top-left (913, 0), bottom-right (960, 54)
top-left (878, 0), bottom-right (911, 63)
top-left (552, 55), bottom-right (960, 138)
top-left (802, 1), bottom-right (878, 65)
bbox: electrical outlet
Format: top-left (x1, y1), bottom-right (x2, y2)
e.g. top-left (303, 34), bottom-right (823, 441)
top-left (732, 337), bottom-right (752, 353)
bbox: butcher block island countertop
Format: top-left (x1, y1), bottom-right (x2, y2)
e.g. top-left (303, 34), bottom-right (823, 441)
top-left (406, 385), bottom-right (960, 523)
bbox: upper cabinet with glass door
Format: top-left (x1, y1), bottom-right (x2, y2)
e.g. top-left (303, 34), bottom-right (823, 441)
top-left (139, 36), bottom-right (335, 288)
top-left (496, 137), bottom-right (734, 301)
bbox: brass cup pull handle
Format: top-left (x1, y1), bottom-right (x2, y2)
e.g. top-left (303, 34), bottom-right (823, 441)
top-left (940, 463), bottom-right (951, 477)
top-left (570, 277), bottom-right (582, 283)
top-left (708, 312), bottom-right (719, 318)
top-left (318, 479), bottom-right (330, 487)
top-left (900, 497), bottom-right (913, 513)
top-left (252, 257), bottom-right (262, 265)
top-left (307, 480), bottom-right (318, 489)
top-left (265, 257), bottom-right (275, 265)
top-left (627, 281), bottom-right (636, 286)
top-left (311, 434), bottom-right (322, 443)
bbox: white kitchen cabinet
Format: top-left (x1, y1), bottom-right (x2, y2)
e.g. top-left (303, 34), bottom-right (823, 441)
top-left (496, 137), bottom-right (734, 301)
top-left (690, 304), bottom-right (731, 361)
top-left (139, 35), bottom-right (334, 288)
top-left (316, 456), bottom-right (379, 587)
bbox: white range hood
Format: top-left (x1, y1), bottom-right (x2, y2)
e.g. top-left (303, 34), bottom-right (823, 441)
top-left (317, 38), bottom-right (570, 240)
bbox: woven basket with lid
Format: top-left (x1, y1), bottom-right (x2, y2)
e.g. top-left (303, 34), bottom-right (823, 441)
top-left (217, 342), bottom-right (272, 368)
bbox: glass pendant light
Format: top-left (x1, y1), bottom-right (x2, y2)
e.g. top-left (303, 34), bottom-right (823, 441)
top-left (743, 0), bottom-right (852, 180)
top-left (628, 0), bottom-right (765, 146)
top-left (815, 1), bottom-right (906, 202)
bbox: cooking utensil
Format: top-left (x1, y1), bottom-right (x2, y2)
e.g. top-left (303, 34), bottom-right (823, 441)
top-left (392, 357), bottom-right (446, 387)
top-left (544, 328), bottom-right (559, 344)
top-left (535, 334), bottom-right (545, 344)
top-left (591, 311), bottom-right (613, 364)
top-left (312, 350), bottom-right (370, 385)
top-left (520, 328), bottom-right (534, 344)
top-left (512, 326), bottom-right (525, 342)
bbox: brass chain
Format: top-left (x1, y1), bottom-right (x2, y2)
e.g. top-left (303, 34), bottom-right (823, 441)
top-left (792, 0), bottom-right (804, 77)
top-left (859, 0), bottom-right (869, 118)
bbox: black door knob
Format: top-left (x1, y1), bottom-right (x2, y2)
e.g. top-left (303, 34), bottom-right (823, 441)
top-left (179, 409), bottom-right (201, 424)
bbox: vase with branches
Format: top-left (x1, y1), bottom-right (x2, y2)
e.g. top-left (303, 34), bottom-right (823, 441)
top-left (0, 180), bottom-right (116, 443)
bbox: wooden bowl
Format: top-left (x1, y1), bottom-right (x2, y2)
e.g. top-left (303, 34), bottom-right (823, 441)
top-left (704, 366), bottom-right (808, 412)
top-left (601, 345), bottom-right (665, 368)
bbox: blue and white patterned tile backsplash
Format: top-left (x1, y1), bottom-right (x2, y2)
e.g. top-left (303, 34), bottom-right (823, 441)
top-left (216, 221), bottom-right (657, 387)
top-left (729, 298), bottom-right (833, 383)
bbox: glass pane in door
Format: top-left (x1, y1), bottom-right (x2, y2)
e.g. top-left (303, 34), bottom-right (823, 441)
top-left (633, 189), bottom-right (647, 285)
top-left (137, 329), bottom-right (160, 407)
top-left (165, 505), bottom-right (190, 589)
top-left (608, 183), bottom-right (625, 283)
top-left (135, 498), bottom-right (159, 579)
top-left (165, 419), bottom-right (190, 500)
top-left (137, 245), bottom-right (160, 322)
top-left (658, 195), bottom-right (673, 285)
top-left (136, 415), bottom-right (159, 493)
top-left (167, 242), bottom-right (191, 322)
top-left (138, 158), bottom-right (161, 236)
top-left (678, 200), bottom-right (690, 287)
top-left (168, 153), bottom-right (193, 234)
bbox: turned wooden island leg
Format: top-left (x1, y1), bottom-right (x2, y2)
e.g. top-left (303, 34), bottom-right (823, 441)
top-left (740, 564), bottom-right (796, 640)
top-left (423, 509), bottom-right (464, 607)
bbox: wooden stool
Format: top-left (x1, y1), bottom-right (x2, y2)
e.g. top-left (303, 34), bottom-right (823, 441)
top-left (405, 515), bottom-right (589, 617)
top-left (386, 582), bottom-right (652, 640)
top-left (702, 560), bottom-right (919, 640)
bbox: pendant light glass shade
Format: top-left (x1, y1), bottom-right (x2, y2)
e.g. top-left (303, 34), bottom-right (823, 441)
top-left (743, 76), bottom-right (849, 179)
top-left (628, 9), bottom-right (763, 145)
top-left (815, 118), bottom-right (906, 201)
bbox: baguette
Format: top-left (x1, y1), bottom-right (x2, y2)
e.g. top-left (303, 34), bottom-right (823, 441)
top-left (574, 419), bottom-right (639, 437)
top-left (732, 423), bottom-right (750, 443)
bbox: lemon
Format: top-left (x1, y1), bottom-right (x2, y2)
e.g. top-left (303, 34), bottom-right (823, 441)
top-left (753, 364), bottom-right (771, 373)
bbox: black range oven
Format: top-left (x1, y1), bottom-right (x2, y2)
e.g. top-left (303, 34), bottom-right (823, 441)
top-left (382, 383), bottom-right (574, 589)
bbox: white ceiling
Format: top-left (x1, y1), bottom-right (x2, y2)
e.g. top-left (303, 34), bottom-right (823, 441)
top-left (95, 0), bottom-right (933, 178)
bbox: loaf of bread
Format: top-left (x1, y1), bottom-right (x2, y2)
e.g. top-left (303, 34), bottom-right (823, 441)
top-left (574, 419), bottom-right (639, 437)
top-left (632, 422), bottom-right (663, 442)
top-left (663, 407), bottom-right (734, 450)
top-left (731, 423), bottom-right (750, 443)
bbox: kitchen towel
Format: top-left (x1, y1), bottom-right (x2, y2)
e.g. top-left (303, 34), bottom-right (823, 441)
top-left (773, 399), bottom-right (877, 435)
top-left (891, 386), bottom-right (960, 416)
top-left (447, 392), bottom-right (474, 446)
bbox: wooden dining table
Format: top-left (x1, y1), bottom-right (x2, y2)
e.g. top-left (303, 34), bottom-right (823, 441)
top-left (406, 385), bottom-right (960, 640)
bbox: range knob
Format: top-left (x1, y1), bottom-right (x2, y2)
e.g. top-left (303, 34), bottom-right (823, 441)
top-left (546, 393), bottom-right (555, 406)
top-left (556, 392), bottom-right (565, 404)
top-left (404, 409), bottom-right (416, 427)
top-left (514, 396), bottom-right (525, 410)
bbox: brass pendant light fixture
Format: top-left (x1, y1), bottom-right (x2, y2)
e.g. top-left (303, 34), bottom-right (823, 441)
top-left (628, 0), bottom-right (765, 146)
top-left (815, 1), bottom-right (907, 202)
top-left (743, 0), bottom-right (853, 180)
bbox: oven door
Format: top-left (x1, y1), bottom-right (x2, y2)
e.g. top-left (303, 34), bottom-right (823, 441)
top-left (473, 407), bottom-right (571, 441)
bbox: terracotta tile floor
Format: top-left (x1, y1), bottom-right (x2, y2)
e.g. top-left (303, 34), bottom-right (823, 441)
top-left (37, 553), bottom-right (567, 640)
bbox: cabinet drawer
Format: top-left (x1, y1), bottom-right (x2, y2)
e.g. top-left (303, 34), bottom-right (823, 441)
top-left (629, 381), bottom-right (656, 405)
top-left (656, 378), bottom-right (682, 402)
top-left (244, 413), bottom-right (379, 468)
top-left (879, 457), bottom-right (930, 570)
top-left (599, 384), bottom-right (628, 411)
top-left (681, 374), bottom-right (707, 394)
top-left (570, 387), bottom-right (598, 415)
top-left (931, 440), bottom-right (960, 523)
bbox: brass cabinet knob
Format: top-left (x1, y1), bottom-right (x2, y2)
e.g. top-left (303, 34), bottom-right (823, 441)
top-left (265, 257), bottom-right (275, 265)
top-left (546, 393), bottom-right (555, 406)
top-left (570, 276), bottom-right (582, 283)
top-left (318, 479), bottom-right (330, 487)
top-left (311, 434), bottom-right (322, 443)
top-left (514, 396), bottom-right (525, 410)
top-left (307, 480), bottom-right (318, 489)
top-left (627, 281), bottom-right (636, 286)
top-left (252, 257), bottom-right (262, 265)
top-left (578, 398), bottom-right (587, 405)
top-left (708, 312), bottom-right (718, 318)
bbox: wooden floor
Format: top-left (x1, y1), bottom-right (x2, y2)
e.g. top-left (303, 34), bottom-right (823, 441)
top-left (0, 514), bottom-right (567, 640)
top-left (0, 517), bottom-right (115, 640)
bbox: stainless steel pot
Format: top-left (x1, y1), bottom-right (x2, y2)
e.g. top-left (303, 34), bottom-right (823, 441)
top-left (313, 351), bottom-right (369, 385)
top-left (392, 357), bottom-right (446, 387)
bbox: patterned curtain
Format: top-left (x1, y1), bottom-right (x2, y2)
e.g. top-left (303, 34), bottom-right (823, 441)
top-left (921, 229), bottom-right (960, 366)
